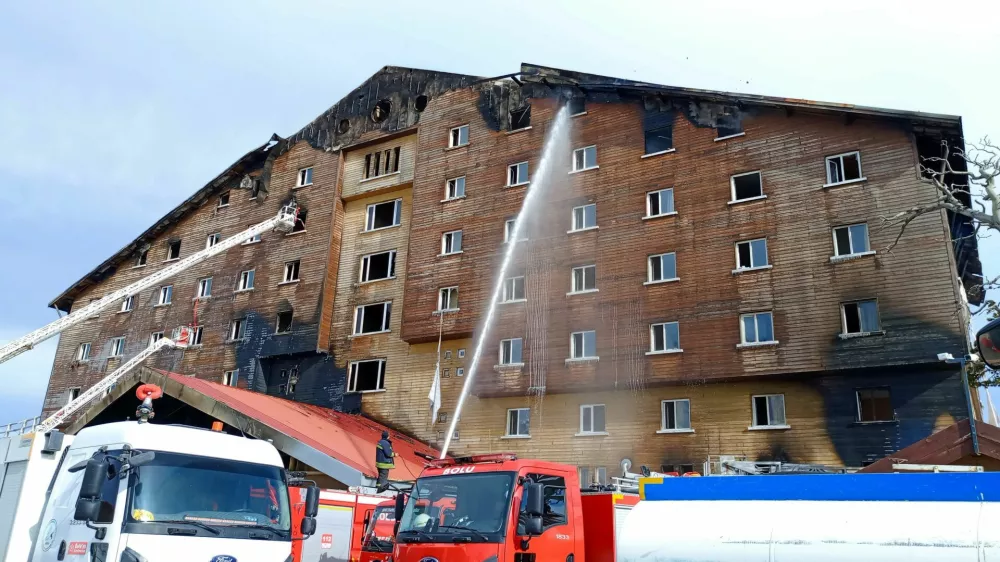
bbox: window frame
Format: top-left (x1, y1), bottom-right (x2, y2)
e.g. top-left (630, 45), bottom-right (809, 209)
top-left (504, 218), bottom-right (527, 243)
top-left (729, 171), bottom-right (764, 203)
top-left (353, 301), bottom-right (392, 335)
top-left (134, 249), bottom-right (148, 267)
top-left (283, 260), bottom-right (301, 283)
top-left (505, 408), bottom-right (531, 438)
top-left (120, 295), bottom-right (135, 313)
top-left (110, 336), bottom-right (126, 357)
top-left (445, 176), bottom-right (466, 200)
top-left (825, 151), bottom-right (864, 186)
top-left (569, 330), bottom-right (598, 360)
top-left (499, 338), bottom-right (524, 366)
top-left (437, 286), bottom-right (459, 312)
top-left (856, 387), bottom-right (894, 423)
top-left (156, 285), bottom-right (173, 306)
top-left (832, 223), bottom-right (872, 258)
top-left (646, 252), bottom-right (678, 283)
top-left (501, 276), bottom-right (526, 302)
top-left (578, 404), bottom-right (607, 435)
top-left (165, 241), bottom-right (181, 261)
top-left (296, 167), bottom-right (314, 187)
top-left (734, 238), bottom-right (770, 271)
top-left (348, 358), bottom-right (387, 393)
top-left (205, 232), bottom-right (221, 249)
top-left (441, 230), bottom-right (463, 255)
top-left (750, 394), bottom-right (787, 428)
top-left (197, 277), bottom-right (213, 298)
top-left (649, 322), bottom-right (681, 354)
top-left (149, 332), bottom-right (164, 347)
top-left (571, 145), bottom-right (598, 172)
top-left (570, 264), bottom-right (597, 294)
top-left (237, 269), bottom-right (255, 291)
top-left (190, 325), bottom-right (204, 346)
top-left (228, 318), bottom-right (246, 341)
top-left (841, 299), bottom-right (881, 335)
top-left (364, 199), bottom-right (403, 232)
top-left (660, 399), bottom-right (693, 432)
top-left (570, 204), bottom-right (597, 232)
top-left (359, 250), bottom-right (397, 283)
top-left (449, 125), bottom-right (470, 148)
top-left (275, 310), bottom-right (293, 334)
top-left (76, 342), bottom-right (92, 361)
top-left (739, 311), bottom-right (776, 346)
top-left (645, 188), bottom-right (676, 218)
top-left (507, 161), bottom-right (529, 187)
top-left (217, 191), bottom-right (230, 208)
top-left (223, 369), bottom-right (238, 386)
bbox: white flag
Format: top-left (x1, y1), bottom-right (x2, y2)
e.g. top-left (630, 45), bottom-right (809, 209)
top-left (988, 390), bottom-right (999, 427)
top-left (428, 360), bottom-right (442, 423)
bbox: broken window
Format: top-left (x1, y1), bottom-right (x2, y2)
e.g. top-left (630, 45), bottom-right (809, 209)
top-left (567, 97), bottom-right (586, 116)
top-left (276, 310), bottom-right (293, 334)
top-left (445, 176), bottom-right (466, 200)
top-left (135, 249), bottom-right (148, 267)
top-left (752, 394), bottom-right (786, 427)
top-left (449, 125), bottom-right (469, 148)
top-left (570, 330), bottom-right (597, 359)
top-left (191, 326), bottom-right (204, 345)
top-left (110, 336), bottom-right (126, 357)
top-left (716, 120), bottom-right (743, 139)
top-left (363, 146), bottom-right (401, 179)
top-left (354, 302), bottom-right (391, 335)
top-left (508, 162), bottom-right (529, 186)
top-left (166, 241), bottom-right (181, 261)
top-left (579, 404), bottom-right (606, 434)
top-left (197, 277), bottom-right (212, 298)
top-left (571, 204), bottom-right (597, 231)
top-left (644, 127), bottom-right (673, 155)
top-left (291, 209), bottom-right (307, 233)
top-left (414, 95), bottom-right (428, 112)
top-left (571, 265), bottom-right (596, 293)
top-left (661, 399), bottom-right (691, 431)
top-left (509, 105), bottom-right (531, 131)
top-left (731, 171), bottom-right (763, 201)
top-left (833, 223), bottom-right (870, 257)
top-left (371, 99), bottom-right (391, 123)
top-left (297, 167), bottom-right (313, 187)
top-left (229, 318), bottom-right (246, 341)
top-left (218, 191), bottom-right (230, 207)
top-left (735, 239), bottom-right (768, 270)
top-left (856, 388), bottom-right (893, 422)
top-left (646, 188), bottom-right (675, 217)
top-left (348, 358), bottom-right (386, 392)
top-left (76, 343), bottom-right (91, 361)
top-left (441, 230), bottom-right (463, 255)
top-left (842, 300), bottom-right (880, 335)
top-left (283, 260), bottom-right (300, 283)
top-left (826, 151), bottom-right (863, 185)
top-left (365, 199), bottom-right (402, 231)
top-left (205, 233), bottom-right (220, 249)
top-left (156, 285), bottom-right (172, 306)
top-left (502, 276), bottom-right (525, 302)
top-left (223, 369), bottom-right (238, 386)
top-left (506, 408), bottom-right (531, 437)
top-left (650, 322), bottom-right (680, 352)
top-left (438, 287), bottom-right (458, 311)
top-left (572, 145), bottom-right (597, 171)
top-left (237, 269), bottom-right (255, 291)
top-left (360, 250), bottom-right (396, 282)
top-left (648, 252), bottom-right (677, 282)
top-left (740, 312), bottom-right (775, 344)
top-left (120, 295), bottom-right (135, 313)
top-left (67, 387), bottom-right (81, 406)
top-left (499, 338), bottom-right (523, 365)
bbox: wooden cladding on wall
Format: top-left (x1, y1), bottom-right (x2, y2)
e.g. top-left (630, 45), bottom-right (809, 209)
top-left (342, 134), bottom-right (417, 199)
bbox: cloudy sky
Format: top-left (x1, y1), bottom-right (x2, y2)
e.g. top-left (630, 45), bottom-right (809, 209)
top-left (1, 1), bottom-right (998, 422)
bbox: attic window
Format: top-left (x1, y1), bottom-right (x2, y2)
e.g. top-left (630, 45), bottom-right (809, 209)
top-left (415, 95), bottom-right (428, 112)
top-left (644, 126), bottom-right (673, 155)
top-left (371, 99), bottom-right (391, 123)
top-left (716, 120), bottom-right (744, 139)
top-left (363, 146), bottom-right (401, 179)
top-left (567, 97), bottom-right (586, 116)
top-left (166, 241), bottom-right (181, 261)
top-left (291, 209), bottom-right (307, 233)
top-left (510, 106), bottom-right (531, 131)
top-left (218, 191), bottom-right (230, 208)
top-left (135, 249), bottom-right (148, 267)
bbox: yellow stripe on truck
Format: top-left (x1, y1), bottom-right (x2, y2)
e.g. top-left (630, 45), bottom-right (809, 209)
top-left (638, 477), bottom-right (663, 501)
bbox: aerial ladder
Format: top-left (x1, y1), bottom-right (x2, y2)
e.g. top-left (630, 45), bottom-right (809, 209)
top-left (0, 203), bottom-right (299, 365)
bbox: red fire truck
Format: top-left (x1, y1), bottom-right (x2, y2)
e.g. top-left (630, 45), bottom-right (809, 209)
top-left (358, 500), bottom-right (397, 562)
top-left (389, 453), bottom-right (638, 562)
top-left (291, 488), bottom-right (396, 562)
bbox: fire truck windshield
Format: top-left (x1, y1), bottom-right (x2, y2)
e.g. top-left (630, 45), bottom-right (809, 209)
top-left (363, 505), bottom-right (396, 552)
top-left (397, 472), bottom-right (515, 543)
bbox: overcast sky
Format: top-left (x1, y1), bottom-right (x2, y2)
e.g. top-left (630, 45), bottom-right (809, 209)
top-left (1, 1), bottom-right (998, 423)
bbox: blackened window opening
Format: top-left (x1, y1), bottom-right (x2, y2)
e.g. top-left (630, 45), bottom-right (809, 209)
top-left (510, 105), bottom-right (531, 131)
top-left (292, 209), bottom-right (307, 232)
top-left (276, 310), bottom-right (293, 334)
top-left (567, 97), bottom-right (585, 115)
top-left (350, 360), bottom-right (386, 392)
top-left (644, 127), bottom-right (673, 154)
top-left (167, 241), bottom-right (181, 260)
top-left (363, 146), bottom-right (401, 179)
top-left (732, 173), bottom-right (763, 200)
top-left (717, 119), bottom-right (743, 138)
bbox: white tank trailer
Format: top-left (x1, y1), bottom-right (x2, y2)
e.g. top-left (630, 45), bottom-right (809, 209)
top-left (618, 472), bottom-right (1000, 561)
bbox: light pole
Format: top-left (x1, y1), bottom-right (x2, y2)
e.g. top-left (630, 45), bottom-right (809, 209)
top-left (938, 352), bottom-right (980, 456)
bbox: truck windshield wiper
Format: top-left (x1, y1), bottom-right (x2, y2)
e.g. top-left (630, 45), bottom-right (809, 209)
top-left (397, 529), bottom-right (434, 543)
top-left (435, 525), bottom-right (490, 541)
top-left (156, 519), bottom-right (221, 535)
top-left (231, 524), bottom-right (288, 537)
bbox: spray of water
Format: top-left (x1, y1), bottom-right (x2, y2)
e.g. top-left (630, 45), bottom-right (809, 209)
top-left (441, 106), bottom-right (571, 458)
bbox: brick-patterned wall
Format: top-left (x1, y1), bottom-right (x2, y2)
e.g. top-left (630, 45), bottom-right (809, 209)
top-left (43, 141), bottom-right (343, 414)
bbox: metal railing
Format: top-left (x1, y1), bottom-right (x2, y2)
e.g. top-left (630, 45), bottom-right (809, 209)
top-left (1, 416), bottom-right (40, 438)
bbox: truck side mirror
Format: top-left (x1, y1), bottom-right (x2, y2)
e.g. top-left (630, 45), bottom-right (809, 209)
top-left (977, 318), bottom-right (1000, 369)
top-left (74, 458), bottom-right (105, 521)
top-left (304, 486), bottom-right (320, 518)
top-left (394, 493), bottom-right (406, 521)
top-left (301, 516), bottom-right (317, 537)
top-left (129, 451), bottom-right (156, 468)
top-left (523, 483), bottom-right (544, 517)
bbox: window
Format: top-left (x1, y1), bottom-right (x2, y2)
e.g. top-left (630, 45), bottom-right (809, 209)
top-left (445, 350), bottom-right (452, 360)
top-left (120, 295), bottom-right (135, 313)
top-left (506, 408), bottom-right (531, 437)
top-left (86, 298), bottom-right (101, 319)
top-left (572, 145), bottom-right (597, 171)
top-left (456, 367), bottom-right (465, 376)
top-left (76, 343), bottom-right (91, 361)
top-left (644, 126), bottom-right (673, 154)
top-left (291, 209), bottom-right (307, 233)
top-left (499, 338), bottom-right (523, 365)
top-left (110, 337), bottom-right (126, 357)
top-left (66, 387), bottom-right (81, 406)
top-left (229, 318), bottom-right (246, 341)
top-left (191, 326), bottom-right (203, 345)
top-left (716, 121), bottom-right (743, 139)
top-left (833, 223), bottom-right (871, 257)
top-left (646, 188), bottom-right (675, 217)
top-left (826, 151), bottom-right (863, 185)
top-left (438, 287), bottom-right (459, 312)
top-left (156, 285), bottom-right (172, 306)
top-left (297, 167), bottom-right (313, 187)
top-left (504, 218), bottom-right (527, 243)
top-left (458, 348), bottom-right (466, 358)
top-left (362, 147), bottom-right (401, 180)
top-left (442, 368), bottom-right (450, 378)
top-left (166, 241), bottom-right (181, 261)
top-left (197, 277), bottom-right (212, 298)
top-left (223, 370), bottom-right (238, 386)
top-left (570, 331), bottom-right (597, 359)
top-left (730, 171), bottom-right (763, 202)
top-left (438, 411), bottom-right (449, 424)
top-left (650, 322), bottom-right (681, 353)
top-left (740, 312), bottom-right (775, 345)
top-left (647, 253), bottom-right (677, 282)
top-left (752, 394), bottom-right (786, 427)
top-left (449, 125), bottom-right (469, 148)
top-left (579, 467), bottom-right (607, 487)
top-left (218, 191), bottom-right (230, 207)
top-left (509, 106), bottom-right (531, 131)
top-left (276, 310), bottom-right (293, 334)
top-left (149, 332), bottom-right (163, 346)
top-left (502, 276), bottom-right (525, 302)
top-left (661, 399), bottom-right (692, 431)
top-left (842, 300), bottom-right (880, 335)
top-left (445, 176), bottom-right (466, 200)
top-left (507, 162), bottom-right (529, 186)
top-left (441, 230), bottom-right (463, 255)
top-left (237, 269), bottom-right (255, 291)
top-left (579, 404), bottom-right (607, 434)
top-left (571, 265), bottom-right (596, 293)
top-left (567, 97), bottom-right (586, 116)
top-left (206, 233), bottom-right (221, 249)
top-left (857, 388), bottom-right (893, 422)
top-left (365, 199), bottom-right (402, 231)
top-left (360, 250), bottom-right (396, 282)
top-left (135, 249), bottom-right (148, 267)
top-left (571, 204), bottom-right (597, 231)
top-left (283, 260), bottom-right (300, 283)
top-left (354, 302), bottom-right (392, 335)
top-left (735, 239), bottom-right (769, 270)
top-left (244, 224), bottom-right (261, 244)
top-left (348, 359), bottom-right (386, 392)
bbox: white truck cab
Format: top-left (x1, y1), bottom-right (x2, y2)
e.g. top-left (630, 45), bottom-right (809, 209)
top-left (30, 419), bottom-right (313, 562)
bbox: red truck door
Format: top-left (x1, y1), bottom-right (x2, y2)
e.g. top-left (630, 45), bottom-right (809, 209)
top-left (514, 473), bottom-right (575, 562)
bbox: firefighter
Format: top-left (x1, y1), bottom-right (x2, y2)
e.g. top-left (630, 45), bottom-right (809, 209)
top-left (375, 430), bottom-right (395, 492)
